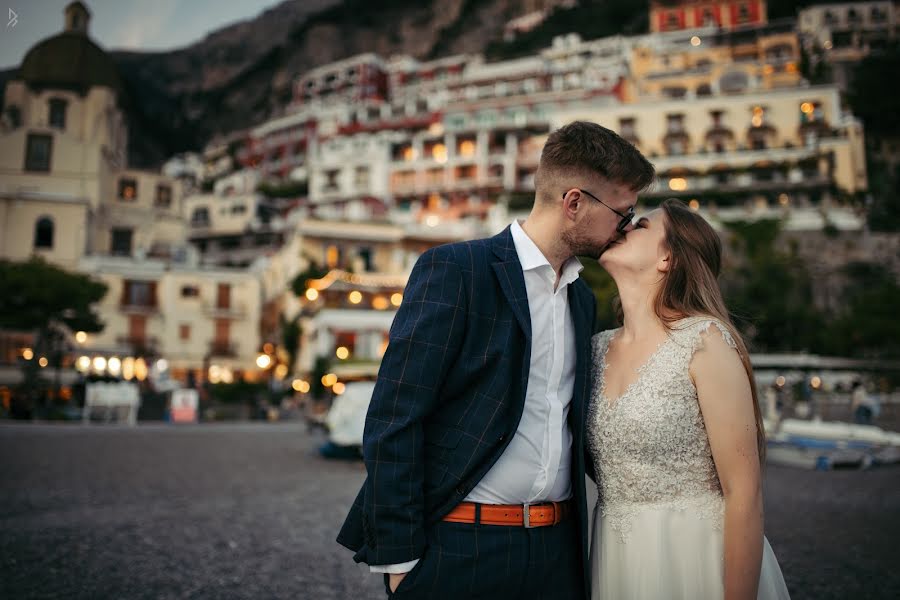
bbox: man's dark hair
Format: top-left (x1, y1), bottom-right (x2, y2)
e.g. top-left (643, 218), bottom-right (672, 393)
top-left (537, 120), bottom-right (655, 194)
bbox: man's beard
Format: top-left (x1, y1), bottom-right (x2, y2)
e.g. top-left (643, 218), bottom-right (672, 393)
top-left (561, 228), bottom-right (612, 260)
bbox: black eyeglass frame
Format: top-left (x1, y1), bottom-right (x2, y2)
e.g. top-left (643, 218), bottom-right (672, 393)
top-left (563, 188), bottom-right (635, 233)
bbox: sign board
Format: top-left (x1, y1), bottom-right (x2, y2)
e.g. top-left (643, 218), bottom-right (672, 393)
top-left (170, 388), bottom-right (199, 423)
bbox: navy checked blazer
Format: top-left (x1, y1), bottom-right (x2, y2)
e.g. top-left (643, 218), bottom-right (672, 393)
top-left (337, 226), bottom-right (597, 590)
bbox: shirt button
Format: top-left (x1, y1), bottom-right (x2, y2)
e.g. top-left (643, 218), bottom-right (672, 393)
top-left (499, 434), bottom-right (505, 442)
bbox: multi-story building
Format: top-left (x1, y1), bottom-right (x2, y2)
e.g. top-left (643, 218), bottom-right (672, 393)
top-left (649, 0), bottom-right (768, 33)
top-left (0, 2), bottom-right (185, 270)
top-left (798, 2), bottom-right (899, 90)
top-left (556, 83), bottom-right (866, 208)
top-left (77, 255), bottom-right (262, 385)
top-left (0, 2), bottom-right (288, 391)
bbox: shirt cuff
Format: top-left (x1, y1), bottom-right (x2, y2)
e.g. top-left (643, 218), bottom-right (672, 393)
top-left (369, 559), bottom-right (419, 574)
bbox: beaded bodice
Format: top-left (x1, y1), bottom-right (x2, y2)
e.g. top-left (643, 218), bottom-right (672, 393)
top-left (587, 318), bottom-right (738, 540)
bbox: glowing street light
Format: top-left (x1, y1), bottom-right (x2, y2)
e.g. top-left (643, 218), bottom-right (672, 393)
top-left (333, 382), bottom-right (346, 395)
top-left (336, 346), bottom-right (350, 360)
top-left (305, 288), bottom-right (319, 301)
top-left (256, 353), bottom-right (272, 369)
top-left (75, 331), bottom-right (87, 344)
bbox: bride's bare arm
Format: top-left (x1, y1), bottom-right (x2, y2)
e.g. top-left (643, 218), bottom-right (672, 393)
top-left (690, 326), bottom-right (763, 600)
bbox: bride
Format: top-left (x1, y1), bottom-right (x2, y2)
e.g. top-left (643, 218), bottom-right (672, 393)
top-left (588, 198), bottom-right (791, 599)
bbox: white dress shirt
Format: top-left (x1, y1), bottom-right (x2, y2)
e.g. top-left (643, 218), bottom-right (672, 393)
top-left (372, 220), bottom-right (582, 574)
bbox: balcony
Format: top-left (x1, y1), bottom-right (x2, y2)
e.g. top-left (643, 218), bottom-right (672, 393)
top-left (203, 301), bottom-right (248, 319)
top-left (208, 341), bottom-right (239, 358)
top-left (119, 301), bottom-right (158, 314)
top-left (116, 336), bottom-right (160, 354)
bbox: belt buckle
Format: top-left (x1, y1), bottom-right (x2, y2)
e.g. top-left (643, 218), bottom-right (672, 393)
top-left (523, 502), bottom-right (532, 528)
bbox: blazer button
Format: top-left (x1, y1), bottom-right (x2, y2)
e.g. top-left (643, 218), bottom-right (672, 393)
top-left (498, 434), bottom-right (505, 442)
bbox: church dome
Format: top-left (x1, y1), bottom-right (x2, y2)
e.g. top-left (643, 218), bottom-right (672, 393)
top-left (16, 2), bottom-right (122, 96)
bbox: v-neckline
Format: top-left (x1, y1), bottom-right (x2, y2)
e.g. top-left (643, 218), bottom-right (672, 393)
top-left (599, 329), bottom-right (674, 409)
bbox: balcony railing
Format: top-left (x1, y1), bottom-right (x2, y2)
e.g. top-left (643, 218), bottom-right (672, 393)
top-left (202, 301), bottom-right (248, 318)
top-left (208, 341), bottom-right (239, 357)
top-left (116, 336), bottom-right (160, 353)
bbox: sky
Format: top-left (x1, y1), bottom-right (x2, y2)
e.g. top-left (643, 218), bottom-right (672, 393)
top-left (0, 0), bottom-right (286, 70)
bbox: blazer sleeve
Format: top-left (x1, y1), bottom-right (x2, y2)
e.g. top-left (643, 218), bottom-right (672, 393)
top-left (360, 247), bottom-right (468, 565)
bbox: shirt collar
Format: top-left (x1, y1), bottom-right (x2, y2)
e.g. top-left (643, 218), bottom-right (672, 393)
top-left (510, 220), bottom-right (584, 284)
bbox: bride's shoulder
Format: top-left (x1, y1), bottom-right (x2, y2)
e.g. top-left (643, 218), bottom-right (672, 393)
top-left (672, 315), bottom-right (737, 351)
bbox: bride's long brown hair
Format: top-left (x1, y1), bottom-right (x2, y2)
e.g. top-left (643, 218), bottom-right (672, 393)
top-left (655, 198), bottom-right (766, 463)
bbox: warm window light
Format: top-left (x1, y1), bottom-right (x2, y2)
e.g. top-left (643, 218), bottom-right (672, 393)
top-left (38, 357), bottom-right (49, 368)
top-left (256, 353), bottom-right (272, 369)
top-left (107, 357), bottom-right (122, 375)
top-left (762, 64), bottom-right (774, 75)
top-left (372, 296), bottom-right (390, 310)
top-left (349, 291), bottom-right (362, 304)
top-left (690, 36), bottom-right (701, 47)
top-left (402, 146), bottom-right (417, 161)
top-left (134, 358), bottom-right (148, 381)
top-left (459, 140), bottom-right (475, 157)
top-left (208, 365), bottom-right (222, 384)
top-left (425, 215), bottom-right (440, 227)
top-left (274, 364), bottom-right (289, 380)
top-left (322, 373), bottom-right (338, 387)
top-left (305, 288), bottom-right (319, 301)
top-left (22, 348), bottom-right (34, 360)
top-left (432, 143), bottom-right (448, 164)
top-left (800, 102), bottom-right (814, 114)
top-left (292, 379), bottom-right (310, 392)
top-left (751, 106), bottom-right (764, 127)
top-left (333, 382), bottom-right (346, 395)
top-left (775, 375), bottom-right (786, 387)
top-left (122, 357), bottom-right (135, 380)
top-left (688, 199), bottom-right (700, 211)
top-left (668, 177), bottom-right (688, 191)
top-left (76, 355), bottom-right (91, 372)
top-left (221, 368), bottom-right (234, 384)
top-left (75, 331), bottom-right (87, 344)
top-left (336, 346), bottom-right (350, 360)
top-left (810, 376), bottom-right (822, 389)
top-left (391, 293), bottom-right (403, 307)
top-left (263, 342), bottom-right (274, 355)
top-left (92, 356), bottom-right (107, 372)
top-left (779, 193), bottom-right (790, 206)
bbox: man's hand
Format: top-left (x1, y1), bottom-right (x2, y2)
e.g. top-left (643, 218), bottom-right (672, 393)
top-left (388, 572), bottom-right (408, 593)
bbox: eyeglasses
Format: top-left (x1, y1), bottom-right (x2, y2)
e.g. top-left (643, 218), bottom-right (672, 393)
top-left (564, 188), bottom-right (635, 233)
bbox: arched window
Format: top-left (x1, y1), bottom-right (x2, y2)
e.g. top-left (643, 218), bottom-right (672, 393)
top-left (34, 216), bottom-right (54, 249)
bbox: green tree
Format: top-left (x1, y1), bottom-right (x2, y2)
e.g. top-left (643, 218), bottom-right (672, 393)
top-left (280, 314), bottom-right (302, 376)
top-left (580, 260), bottom-right (619, 333)
top-left (821, 262), bottom-right (900, 358)
top-left (720, 220), bottom-right (825, 353)
top-left (0, 257), bottom-right (108, 416)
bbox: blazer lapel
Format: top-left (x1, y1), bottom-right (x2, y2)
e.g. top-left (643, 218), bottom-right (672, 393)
top-left (491, 227), bottom-right (532, 341)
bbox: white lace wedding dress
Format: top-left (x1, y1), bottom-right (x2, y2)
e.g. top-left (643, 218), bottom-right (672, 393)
top-left (587, 317), bottom-right (791, 600)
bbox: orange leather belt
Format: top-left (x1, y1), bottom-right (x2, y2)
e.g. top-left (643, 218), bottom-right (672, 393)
top-left (442, 500), bottom-right (572, 528)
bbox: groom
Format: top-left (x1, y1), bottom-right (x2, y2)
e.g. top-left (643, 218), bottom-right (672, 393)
top-left (337, 121), bottom-right (655, 598)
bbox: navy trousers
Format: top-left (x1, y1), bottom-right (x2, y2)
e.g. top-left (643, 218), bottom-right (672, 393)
top-left (383, 516), bottom-right (585, 600)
